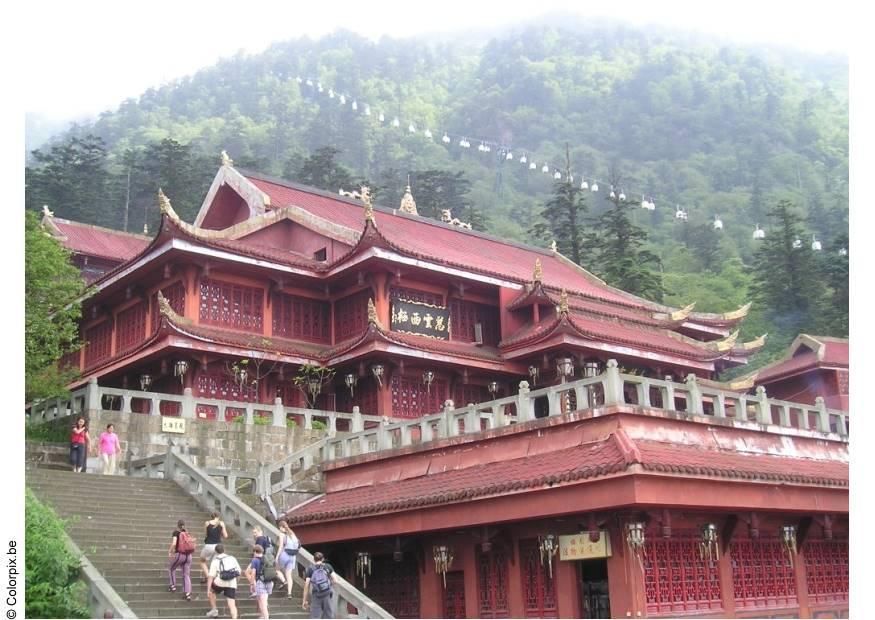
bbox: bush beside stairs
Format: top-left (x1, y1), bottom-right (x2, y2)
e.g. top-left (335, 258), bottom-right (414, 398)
top-left (27, 467), bottom-right (310, 619)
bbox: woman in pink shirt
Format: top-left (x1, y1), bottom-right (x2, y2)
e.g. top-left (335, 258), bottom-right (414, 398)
top-left (98, 424), bottom-right (121, 475)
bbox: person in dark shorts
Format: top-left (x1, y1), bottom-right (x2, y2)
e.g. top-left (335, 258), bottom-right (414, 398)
top-left (207, 544), bottom-right (240, 619)
top-left (199, 512), bottom-right (228, 584)
top-left (302, 552), bottom-right (338, 619)
top-left (70, 416), bottom-right (90, 472)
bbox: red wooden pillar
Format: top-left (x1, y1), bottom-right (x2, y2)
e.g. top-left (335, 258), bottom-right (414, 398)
top-left (794, 546), bottom-right (812, 618)
top-left (555, 550), bottom-right (581, 618)
top-left (717, 544), bottom-right (737, 617)
top-left (609, 521), bottom-right (647, 619)
top-left (373, 272), bottom-right (390, 327)
top-left (377, 366), bottom-right (394, 417)
top-left (183, 265), bottom-right (199, 322)
top-left (505, 537), bottom-right (524, 618)
top-left (461, 545), bottom-right (479, 620)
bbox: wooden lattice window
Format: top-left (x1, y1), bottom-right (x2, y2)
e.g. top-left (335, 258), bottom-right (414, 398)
top-left (336, 379), bottom-right (379, 416)
top-left (804, 540), bottom-right (849, 604)
top-left (59, 348), bottom-right (81, 372)
top-left (730, 539), bottom-right (797, 610)
top-left (390, 375), bottom-right (446, 418)
top-left (116, 301), bottom-right (147, 354)
top-left (194, 371), bottom-right (258, 420)
top-left (450, 299), bottom-right (500, 345)
top-left (390, 286), bottom-right (443, 306)
top-left (84, 321), bottom-right (112, 367)
top-left (644, 531), bottom-right (723, 615)
top-left (442, 571), bottom-right (467, 619)
top-left (520, 539), bottom-right (558, 618)
top-left (272, 293), bottom-right (330, 342)
top-left (454, 384), bottom-right (491, 407)
top-left (198, 278), bottom-right (263, 333)
top-left (152, 280), bottom-right (185, 332)
top-left (362, 554), bottom-right (420, 618)
top-left (478, 547), bottom-right (510, 618)
top-left (334, 289), bottom-right (372, 340)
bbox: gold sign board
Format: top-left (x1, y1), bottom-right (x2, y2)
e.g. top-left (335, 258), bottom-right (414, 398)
top-left (161, 417), bottom-right (186, 434)
top-left (559, 531), bottom-right (612, 561)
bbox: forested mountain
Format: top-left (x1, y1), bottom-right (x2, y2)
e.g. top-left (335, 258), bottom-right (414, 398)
top-left (24, 22), bottom-right (848, 371)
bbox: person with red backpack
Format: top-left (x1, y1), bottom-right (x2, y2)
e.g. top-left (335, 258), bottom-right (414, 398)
top-left (302, 552), bottom-right (337, 619)
top-left (168, 519), bottom-right (195, 601)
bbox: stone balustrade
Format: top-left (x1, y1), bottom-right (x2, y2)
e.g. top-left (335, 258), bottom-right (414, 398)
top-left (129, 450), bottom-right (392, 619)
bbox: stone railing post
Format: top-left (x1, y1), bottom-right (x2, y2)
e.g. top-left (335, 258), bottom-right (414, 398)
top-left (603, 360), bottom-right (624, 405)
top-left (121, 393), bottom-right (132, 414)
top-left (442, 400), bottom-right (456, 438)
top-left (244, 403), bottom-right (254, 425)
top-left (755, 386), bottom-right (771, 425)
top-left (327, 411), bottom-right (338, 438)
top-left (465, 404), bottom-right (478, 434)
top-left (181, 388), bottom-right (195, 419)
top-left (376, 420), bottom-right (391, 450)
top-left (664, 376), bottom-right (676, 411)
top-left (685, 375), bottom-right (703, 415)
top-left (150, 396), bottom-right (161, 416)
top-left (351, 406), bottom-right (364, 432)
top-left (85, 377), bottom-right (101, 414)
top-left (815, 396), bottom-right (830, 433)
top-left (272, 397), bottom-right (285, 427)
top-left (516, 382), bottom-right (534, 422)
top-left (713, 392), bottom-right (727, 418)
top-left (546, 388), bottom-right (560, 416)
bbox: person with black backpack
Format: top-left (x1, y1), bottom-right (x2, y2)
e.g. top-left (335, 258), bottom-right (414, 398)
top-left (167, 519), bottom-right (195, 601)
top-left (207, 544), bottom-right (241, 619)
top-left (302, 552), bottom-right (337, 619)
top-left (245, 544), bottom-right (274, 619)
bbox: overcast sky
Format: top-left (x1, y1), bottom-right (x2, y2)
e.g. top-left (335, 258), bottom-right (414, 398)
top-left (18, 0), bottom-right (852, 122)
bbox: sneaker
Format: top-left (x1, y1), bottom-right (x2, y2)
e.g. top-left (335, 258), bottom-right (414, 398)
top-left (206, 609), bottom-right (219, 618)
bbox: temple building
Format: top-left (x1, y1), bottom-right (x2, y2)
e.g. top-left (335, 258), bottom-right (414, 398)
top-left (43, 154), bottom-right (848, 619)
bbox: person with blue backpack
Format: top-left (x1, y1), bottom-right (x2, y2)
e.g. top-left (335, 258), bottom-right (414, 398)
top-left (302, 552), bottom-right (337, 619)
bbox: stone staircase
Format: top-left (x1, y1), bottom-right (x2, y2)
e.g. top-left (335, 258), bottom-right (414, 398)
top-left (27, 468), bottom-right (309, 619)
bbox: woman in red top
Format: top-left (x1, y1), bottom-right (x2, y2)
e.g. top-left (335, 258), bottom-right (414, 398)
top-left (70, 416), bottom-right (90, 472)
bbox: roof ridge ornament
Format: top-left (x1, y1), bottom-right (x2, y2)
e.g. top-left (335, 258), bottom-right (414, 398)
top-left (399, 177), bottom-right (418, 215)
top-left (533, 259), bottom-right (543, 284)
top-left (670, 302), bottom-right (696, 322)
top-left (157, 188), bottom-right (181, 222)
top-left (712, 330), bottom-right (740, 352)
top-left (156, 290), bottom-right (174, 318)
top-left (740, 333), bottom-right (768, 351)
top-left (550, 239), bottom-right (557, 253)
top-left (42, 205), bottom-right (54, 219)
top-left (367, 297), bottom-right (384, 330)
top-left (220, 150), bottom-right (234, 167)
top-left (722, 302), bottom-right (752, 321)
top-left (339, 186), bottom-right (375, 224)
top-left (558, 289), bottom-right (569, 315)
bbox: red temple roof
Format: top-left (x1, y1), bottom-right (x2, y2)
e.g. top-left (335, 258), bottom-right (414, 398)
top-left (284, 432), bottom-right (847, 524)
top-left (751, 335), bottom-right (849, 384)
top-left (46, 216), bottom-right (150, 262)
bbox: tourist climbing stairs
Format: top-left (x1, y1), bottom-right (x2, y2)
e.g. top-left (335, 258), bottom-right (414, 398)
top-left (26, 467), bottom-right (309, 619)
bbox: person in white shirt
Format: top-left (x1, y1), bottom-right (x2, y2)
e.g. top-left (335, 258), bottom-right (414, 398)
top-left (206, 544), bottom-right (241, 619)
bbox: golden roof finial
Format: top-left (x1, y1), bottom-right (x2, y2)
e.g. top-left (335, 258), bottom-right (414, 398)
top-left (220, 150), bottom-right (234, 167)
top-left (722, 302), bottom-right (752, 321)
top-left (558, 289), bottom-right (569, 314)
top-left (670, 302), bottom-right (696, 322)
top-left (157, 188), bottom-right (180, 221)
top-left (340, 186), bottom-right (375, 224)
top-left (550, 239), bottom-right (557, 253)
top-left (143, 223), bottom-right (149, 235)
top-left (399, 178), bottom-right (418, 215)
top-left (156, 291), bottom-right (173, 317)
top-left (367, 297), bottom-right (383, 328)
top-left (533, 259), bottom-right (543, 283)
top-left (713, 330), bottom-right (740, 352)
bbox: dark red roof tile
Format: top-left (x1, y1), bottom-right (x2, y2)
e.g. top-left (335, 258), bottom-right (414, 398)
top-left (52, 218), bottom-right (150, 261)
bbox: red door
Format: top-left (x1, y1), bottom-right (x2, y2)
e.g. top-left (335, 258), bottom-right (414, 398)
top-left (442, 571), bottom-right (466, 619)
top-left (520, 539), bottom-right (558, 618)
top-left (478, 548), bottom-right (510, 618)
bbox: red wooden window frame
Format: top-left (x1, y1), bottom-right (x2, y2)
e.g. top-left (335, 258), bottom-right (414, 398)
top-left (442, 571), bottom-right (467, 619)
top-left (360, 554), bottom-right (420, 618)
top-left (450, 299), bottom-right (500, 345)
top-left (84, 321), bottom-right (112, 368)
top-left (390, 286), bottom-right (443, 306)
top-left (478, 547), bottom-right (510, 618)
top-left (152, 280), bottom-right (185, 332)
top-left (194, 371), bottom-right (258, 420)
top-left (804, 540), bottom-right (849, 604)
top-left (730, 539), bottom-right (797, 610)
top-left (390, 375), bottom-right (446, 418)
top-left (116, 301), bottom-right (147, 355)
top-left (454, 384), bottom-right (491, 407)
top-left (334, 289), bottom-right (372, 341)
top-left (336, 379), bottom-right (379, 416)
top-left (644, 530), bottom-right (723, 615)
top-left (271, 293), bottom-right (330, 342)
top-left (520, 539), bottom-right (558, 618)
top-left (198, 278), bottom-right (264, 333)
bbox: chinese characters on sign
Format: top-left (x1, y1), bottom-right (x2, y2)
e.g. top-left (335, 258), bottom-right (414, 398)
top-left (391, 298), bottom-right (451, 340)
top-left (558, 531), bottom-right (612, 561)
top-left (161, 417), bottom-right (186, 434)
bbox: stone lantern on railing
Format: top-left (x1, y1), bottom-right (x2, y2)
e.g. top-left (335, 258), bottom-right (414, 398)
top-left (555, 357), bottom-right (574, 383)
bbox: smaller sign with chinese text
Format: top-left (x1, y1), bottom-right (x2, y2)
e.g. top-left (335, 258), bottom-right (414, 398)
top-left (390, 298), bottom-right (451, 340)
top-left (559, 531), bottom-right (612, 561)
top-left (161, 417), bottom-right (186, 434)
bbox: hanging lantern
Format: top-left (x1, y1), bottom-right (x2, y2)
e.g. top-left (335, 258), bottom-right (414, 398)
top-left (520, 154), bottom-right (527, 164)
top-left (753, 224), bottom-right (765, 239)
top-left (555, 357), bottom-right (574, 381)
top-left (408, 122), bottom-right (416, 133)
top-left (675, 207), bottom-right (688, 221)
top-left (370, 364), bottom-right (385, 389)
top-left (328, 88), bottom-right (335, 98)
top-left (442, 133), bottom-right (451, 143)
top-left (713, 216), bottom-right (723, 230)
top-left (591, 182), bottom-right (599, 192)
top-left (793, 238), bottom-right (803, 249)
top-left (700, 523), bottom-right (720, 563)
top-left (553, 171), bottom-right (562, 180)
top-left (139, 374), bottom-right (152, 391)
top-left (317, 82), bottom-right (323, 92)
top-left (609, 186), bottom-right (616, 199)
top-left (538, 534), bottom-right (558, 579)
top-left (235, 366), bottom-right (249, 388)
top-left (478, 143), bottom-right (485, 152)
top-left (307, 374), bottom-right (322, 401)
top-left (174, 360), bottom-right (189, 386)
top-left (781, 525), bottom-right (798, 567)
top-left (351, 100), bottom-right (358, 111)
top-left (433, 545), bottom-right (454, 588)
top-left (626, 522), bottom-right (646, 554)
top-left (542, 164), bottom-right (549, 173)
top-left (424, 129), bottom-right (433, 139)
top-left (583, 360), bottom-right (602, 378)
top-left (487, 381), bottom-right (499, 396)
top-left (506, 151), bottom-right (514, 161)
top-left (378, 112), bottom-right (385, 122)
top-left (356, 552), bottom-right (372, 589)
top-left (581, 180), bottom-right (589, 190)
top-left (618, 190), bottom-right (626, 201)
top-left (528, 365), bottom-right (540, 386)
top-left (364, 105), bottom-right (371, 116)
top-left (811, 235), bottom-right (822, 251)
top-left (345, 373), bottom-right (358, 397)
top-left (392, 117), bottom-right (400, 127)
top-left (422, 370), bottom-right (435, 394)
top-left (459, 137), bottom-right (467, 148)
top-left (529, 162), bottom-right (537, 170)
top-left (339, 94), bottom-right (346, 105)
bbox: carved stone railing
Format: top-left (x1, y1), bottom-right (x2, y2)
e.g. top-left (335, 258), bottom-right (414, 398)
top-left (64, 534), bottom-right (138, 618)
top-left (129, 450), bottom-right (393, 619)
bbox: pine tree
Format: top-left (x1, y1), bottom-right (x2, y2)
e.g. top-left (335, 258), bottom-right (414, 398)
top-left (530, 149), bottom-right (588, 264)
top-left (817, 231), bottom-right (848, 336)
top-left (584, 191), bottom-right (664, 302)
top-left (287, 146), bottom-right (356, 193)
top-left (751, 200), bottom-right (825, 336)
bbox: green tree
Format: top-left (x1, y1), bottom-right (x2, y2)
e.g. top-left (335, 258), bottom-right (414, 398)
top-left (750, 200), bottom-right (824, 336)
top-left (286, 146), bottom-right (356, 193)
top-left (410, 170), bottom-right (472, 222)
top-left (25, 211), bottom-right (84, 402)
top-left (585, 192), bottom-right (665, 302)
top-left (817, 231), bottom-right (848, 336)
top-left (530, 172), bottom-right (589, 264)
